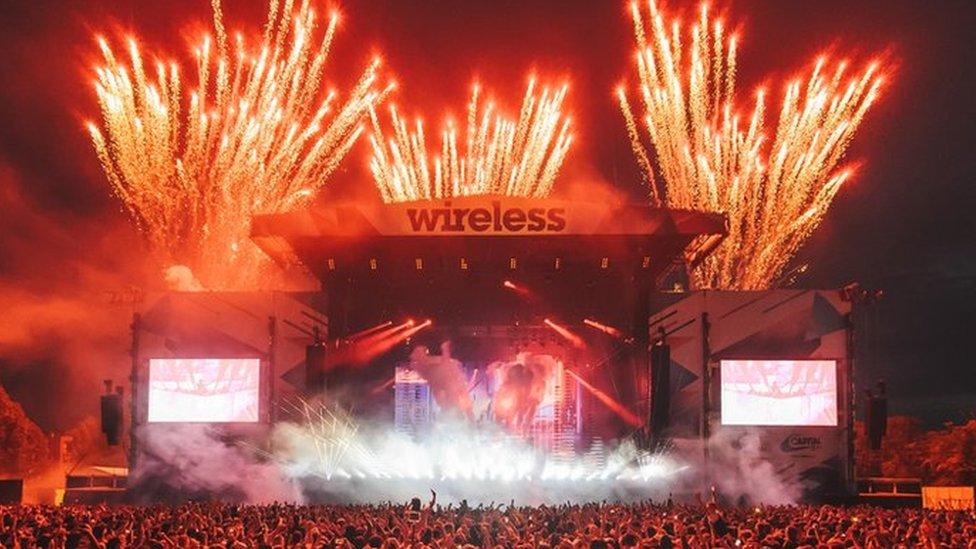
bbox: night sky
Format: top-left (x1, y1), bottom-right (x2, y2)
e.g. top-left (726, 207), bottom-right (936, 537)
top-left (0, 0), bottom-right (973, 429)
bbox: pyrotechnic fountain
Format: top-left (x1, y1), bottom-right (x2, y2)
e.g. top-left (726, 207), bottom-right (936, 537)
top-left (618, 1), bottom-right (887, 290)
top-left (368, 78), bottom-right (573, 202)
top-left (88, 0), bottom-right (391, 289)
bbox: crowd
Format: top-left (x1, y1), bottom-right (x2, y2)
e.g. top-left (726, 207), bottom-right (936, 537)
top-left (1, 496), bottom-right (974, 548)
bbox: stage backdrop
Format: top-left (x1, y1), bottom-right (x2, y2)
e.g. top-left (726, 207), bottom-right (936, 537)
top-left (648, 290), bottom-right (855, 499)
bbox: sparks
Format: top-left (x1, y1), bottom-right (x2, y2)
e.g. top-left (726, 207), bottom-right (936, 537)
top-left (368, 79), bottom-right (573, 202)
top-left (88, 0), bottom-right (390, 289)
top-left (619, 1), bottom-right (886, 290)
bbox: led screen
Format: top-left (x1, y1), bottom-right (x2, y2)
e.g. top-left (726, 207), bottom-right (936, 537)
top-left (720, 359), bottom-right (837, 426)
top-left (147, 358), bottom-right (260, 423)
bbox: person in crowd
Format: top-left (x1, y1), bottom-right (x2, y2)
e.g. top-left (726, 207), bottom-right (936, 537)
top-left (1, 499), bottom-right (974, 548)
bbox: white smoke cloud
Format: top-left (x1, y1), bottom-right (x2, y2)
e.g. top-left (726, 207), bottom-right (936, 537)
top-left (129, 419), bottom-right (801, 505)
top-left (701, 427), bottom-right (802, 505)
top-left (163, 265), bottom-right (205, 292)
top-left (131, 424), bottom-right (303, 503)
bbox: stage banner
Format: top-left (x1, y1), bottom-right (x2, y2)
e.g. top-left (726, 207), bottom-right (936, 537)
top-left (252, 196), bottom-right (727, 238)
top-left (922, 486), bottom-right (975, 510)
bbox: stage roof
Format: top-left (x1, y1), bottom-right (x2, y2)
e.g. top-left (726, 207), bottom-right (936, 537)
top-left (252, 196), bottom-right (727, 284)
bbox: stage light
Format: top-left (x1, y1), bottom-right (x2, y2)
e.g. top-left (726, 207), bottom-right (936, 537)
top-left (509, 257), bottom-right (518, 270)
top-left (346, 320), bottom-right (394, 341)
top-left (327, 258), bottom-right (336, 271)
top-left (460, 258), bottom-right (468, 270)
top-left (369, 258), bottom-right (378, 270)
top-left (502, 279), bottom-right (535, 300)
top-left (342, 317), bottom-right (430, 364)
top-left (583, 318), bottom-right (623, 338)
top-left (642, 256), bottom-right (651, 269)
top-left (601, 257), bottom-right (609, 269)
top-left (543, 318), bottom-right (585, 348)
top-left (554, 257), bottom-right (561, 269)
top-left (414, 258), bottom-right (423, 270)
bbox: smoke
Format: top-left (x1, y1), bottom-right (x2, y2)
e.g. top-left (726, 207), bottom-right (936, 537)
top-left (0, 160), bottom-right (159, 431)
top-left (406, 343), bottom-right (474, 420)
top-left (551, 161), bottom-right (635, 205)
top-left (487, 352), bottom-right (558, 430)
top-left (163, 265), bottom-right (205, 292)
top-left (699, 427), bottom-right (801, 505)
top-left (268, 412), bottom-right (686, 505)
top-left (126, 417), bottom-right (802, 506)
top-left (131, 424), bottom-right (303, 504)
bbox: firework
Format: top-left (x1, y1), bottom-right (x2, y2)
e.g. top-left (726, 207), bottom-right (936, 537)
top-left (88, 0), bottom-right (391, 289)
top-left (281, 398), bottom-right (378, 479)
top-left (368, 79), bottom-right (573, 202)
top-left (619, 1), bottom-right (885, 290)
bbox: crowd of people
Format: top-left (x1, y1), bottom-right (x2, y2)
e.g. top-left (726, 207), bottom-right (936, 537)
top-left (1, 496), bottom-right (974, 548)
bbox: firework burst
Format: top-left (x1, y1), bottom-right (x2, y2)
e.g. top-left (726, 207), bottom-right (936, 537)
top-left (619, 1), bottom-right (886, 290)
top-left (368, 78), bottom-right (573, 202)
top-left (88, 0), bottom-right (391, 289)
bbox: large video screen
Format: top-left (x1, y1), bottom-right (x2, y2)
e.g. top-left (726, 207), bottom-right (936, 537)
top-left (147, 358), bottom-right (261, 423)
top-left (720, 359), bottom-right (837, 426)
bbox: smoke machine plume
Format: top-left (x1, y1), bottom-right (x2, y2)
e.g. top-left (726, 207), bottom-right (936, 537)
top-left (87, 0), bottom-right (392, 290)
top-left (618, 1), bottom-right (888, 290)
top-left (368, 78), bottom-right (573, 202)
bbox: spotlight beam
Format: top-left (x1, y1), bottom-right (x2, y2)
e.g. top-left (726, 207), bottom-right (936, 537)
top-left (502, 279), bottom-right (536, 301)
top-left (327, 319), bottom-right (421, 366)
top-left (346, 320), bottom-right (394, 342)
top-left (350, 319), bottom-right (433, 364)
top-left (543, 318), bottom-right (585, 348)
top-left (583, 318), bottom-right (624, 339)
top-left (566, 369), bottom-right (641, 427)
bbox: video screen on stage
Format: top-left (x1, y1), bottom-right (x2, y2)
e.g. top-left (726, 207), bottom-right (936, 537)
top-left (147, 358), bottom-right (261, 423)
top-left (720, 359), bottom-right (837, 426)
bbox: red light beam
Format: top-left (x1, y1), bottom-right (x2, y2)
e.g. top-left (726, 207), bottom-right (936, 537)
top-left (583, 318), bottom-right (624, 338)
top-left (352, 318), bottom-right (433, 363)
top-left (502, 279), bottom-right (535, 300)
top-left (566, 369), bottom-right (641, 427)
top-left (544, 318), bottom-right (585, 348)
top-left (346, 320), bottom-right (394, 341)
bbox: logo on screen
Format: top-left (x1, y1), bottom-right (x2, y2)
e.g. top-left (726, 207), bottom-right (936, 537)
top-left (780, 434), bottom-right (822, 453)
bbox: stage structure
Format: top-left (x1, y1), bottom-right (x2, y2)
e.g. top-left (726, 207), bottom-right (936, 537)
top-left (648, 290), bottom-right (856, 499)
top-left (250, 197), bottom-right (726, 442)
top-left (125, 195), bottom-right (857, 500)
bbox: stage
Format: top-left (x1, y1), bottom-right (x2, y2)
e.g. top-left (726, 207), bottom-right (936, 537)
top-left (123, 197), bottom-right (856, 503)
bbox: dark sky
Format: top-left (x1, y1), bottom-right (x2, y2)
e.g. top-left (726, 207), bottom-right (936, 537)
top-left (0, 0), bottom-right (974, 427)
